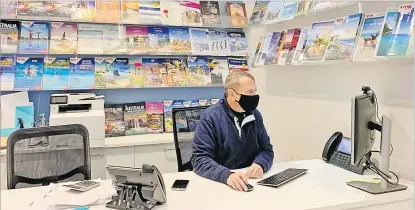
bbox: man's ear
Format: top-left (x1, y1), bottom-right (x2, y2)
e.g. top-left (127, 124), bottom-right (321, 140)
top-left (229, 89), bottom-right (238, 101)
top-left (228, 89), bottom-right (234, 99)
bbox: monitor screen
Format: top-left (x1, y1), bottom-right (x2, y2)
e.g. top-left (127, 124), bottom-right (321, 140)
top-left (337, 137), bottom-right (351, 155)
top-left (351, 93), bottom-right (376, 165)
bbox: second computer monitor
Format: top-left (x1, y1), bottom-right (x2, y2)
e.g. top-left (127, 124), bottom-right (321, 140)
top-left (351, 93), bottom-right (376, 165)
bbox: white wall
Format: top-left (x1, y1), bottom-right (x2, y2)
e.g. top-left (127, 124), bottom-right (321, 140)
top-left (244, 2), bottom-right (414, 180)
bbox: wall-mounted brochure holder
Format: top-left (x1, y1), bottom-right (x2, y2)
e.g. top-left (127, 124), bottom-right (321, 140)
top-left (106, 164), bottom-right (167, 210)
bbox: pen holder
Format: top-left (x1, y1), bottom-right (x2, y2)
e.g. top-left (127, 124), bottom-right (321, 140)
top-left (106, 183), bottom-right (159, 210)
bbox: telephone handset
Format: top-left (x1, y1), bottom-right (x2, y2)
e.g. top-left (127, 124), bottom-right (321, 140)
top-left (322, 132), bottom-right (365, 175)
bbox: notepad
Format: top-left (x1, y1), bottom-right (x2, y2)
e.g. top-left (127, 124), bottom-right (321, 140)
top-left (347, 178), bottom-right (381, 184)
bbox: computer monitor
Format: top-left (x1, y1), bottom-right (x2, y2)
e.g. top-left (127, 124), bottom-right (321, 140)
top-left (350, 92), bottom-right (376, 165)
top-left (347, 87), bottom-right (407, 194)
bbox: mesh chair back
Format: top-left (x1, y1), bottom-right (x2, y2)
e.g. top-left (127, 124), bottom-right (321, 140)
top-left (172, 106), bottom-right (209, 172)
top-left (7, 124), bottom-right (91, 189)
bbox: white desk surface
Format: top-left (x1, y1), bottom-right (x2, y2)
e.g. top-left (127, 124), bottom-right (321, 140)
top-left (1, 159), bottom-right (413, 210)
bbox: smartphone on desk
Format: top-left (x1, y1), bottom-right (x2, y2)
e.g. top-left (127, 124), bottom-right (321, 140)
top-left (171, 179), bottom-right (189, 191)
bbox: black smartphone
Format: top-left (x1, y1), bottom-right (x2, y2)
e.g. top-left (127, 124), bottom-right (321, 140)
top-left (171, 179), bottom-right (189, 191)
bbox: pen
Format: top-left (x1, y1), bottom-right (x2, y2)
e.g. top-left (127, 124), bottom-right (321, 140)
top-left (44, 189), bottom-right (53, 198)
top-left (28, 189), bottom-right (53, 207)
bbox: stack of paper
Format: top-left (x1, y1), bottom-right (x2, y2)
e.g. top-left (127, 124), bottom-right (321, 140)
top-left (29, 179), bottom-right (116, 210)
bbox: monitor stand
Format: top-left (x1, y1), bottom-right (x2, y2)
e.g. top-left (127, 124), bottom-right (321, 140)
top-left (347, 181), bottom-right (407, 195)
top-left (347, 116), bottom-right (407, 194)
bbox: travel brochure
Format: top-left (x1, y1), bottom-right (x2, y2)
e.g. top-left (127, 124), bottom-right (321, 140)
top-left (325, 13), bottom-right (363, 61)
top-left (0, 0), bottom-right (248, 27)
top-left (1, 1), bottom-right (379, 29)
top-left (2, 21), bottom-right (247, 56)
top-left (42, 57), bottom-right (70, 90)
top-left (251, 3), bottom-right (414, 66)
top-left (104, 98), bottom-right (219, 137)
top-left (19, 21), bottom-right (49, 54)
top-left (0, 56), bottom-right (16, 90)
top-left (1, 1), bottom-right (412, 90)
top-left (6, 1), bottom-right (346, 28)
top-left (0, 20), bottom-right (20, 54)
top-left (387, 4), bottom-right (414, 56)
top-left (0, 55), bottom-right (245, 90)
top-left (14, 57), bottom-right (43, 90)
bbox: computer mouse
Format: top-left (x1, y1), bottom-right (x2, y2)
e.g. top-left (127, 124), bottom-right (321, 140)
top-left (246, 184), bottom-right (254, 192)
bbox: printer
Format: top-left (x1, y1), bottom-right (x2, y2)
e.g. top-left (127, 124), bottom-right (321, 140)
top-left (49, 93), bottom-right (105, 147)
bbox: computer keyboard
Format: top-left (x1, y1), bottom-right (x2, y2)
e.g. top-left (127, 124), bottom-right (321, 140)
top-left (63, 180), bottom-right (101, 192)
top-left (257, 168), bottom-right (308, 187)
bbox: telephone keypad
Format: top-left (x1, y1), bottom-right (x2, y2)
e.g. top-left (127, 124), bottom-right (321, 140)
top-left (332, 152), bottom-right (351, 167)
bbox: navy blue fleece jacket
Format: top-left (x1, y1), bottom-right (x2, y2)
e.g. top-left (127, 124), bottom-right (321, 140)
top-left (191, 99), bottom-right (274, 184)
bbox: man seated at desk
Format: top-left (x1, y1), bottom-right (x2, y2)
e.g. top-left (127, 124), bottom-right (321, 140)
top-left (191, 71), bottom-right (274, 191)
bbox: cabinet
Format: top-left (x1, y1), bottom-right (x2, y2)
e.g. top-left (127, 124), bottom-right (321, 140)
top-left (0, 143), bottom-right (179, 190)
top-left (90, 148), bottom-right (106, 180)
top-left (1, 155), bottom-right (7, 190)
top-left (134, 144), bottom-right (178, 174)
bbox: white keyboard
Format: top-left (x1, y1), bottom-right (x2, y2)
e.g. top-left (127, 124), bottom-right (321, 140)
top-left (63, 180), bottom-right (101, 192)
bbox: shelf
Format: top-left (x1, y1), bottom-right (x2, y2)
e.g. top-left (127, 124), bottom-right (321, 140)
top-left (0, 133), bottom-right (175, 156)
top-left (255, 56), bottom-right (414, 68)
top-left (245, 2), bottom-right (357, 29)
top-left (7, 2), bottom-right (357, 30)
top-left (1, 52), bottom-right (248, 58)
top-left (102, 133), bottom-right (174, 148)
top-left (5, 17), bottom-right (245, 30)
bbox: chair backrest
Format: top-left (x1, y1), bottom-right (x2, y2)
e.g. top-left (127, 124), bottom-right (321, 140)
top-left (172, 106), bottom-right (209, 172)
top-left (7, 124), bottom-right (91, 189)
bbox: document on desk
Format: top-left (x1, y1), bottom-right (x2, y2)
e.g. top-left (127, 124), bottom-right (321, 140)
top-left (29, 179), bottom-right (116, 210)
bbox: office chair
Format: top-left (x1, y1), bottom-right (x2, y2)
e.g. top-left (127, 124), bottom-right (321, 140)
top-left (7, 124), bottom-right (91, 189)
top-left (172, 106), bottom-right (209, 172)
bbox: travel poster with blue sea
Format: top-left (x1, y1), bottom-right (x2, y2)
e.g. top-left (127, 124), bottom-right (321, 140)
top-left (325, 13), bottom-right (363, 60)
top-left (353, 13), bottom-right (385, 60)
top-left (388, 4), bottom-right (414, 56)
top-left (189, 28), bottom-right (209, 54)
top-left (43, 57), bottom-right (70, 90)
top-left (70, 58), bottom-right (95, 89)
top-left (19, 21), bottom-right (49, 54)
top-left (376, 9), bottom-right (400, 56)
top-left (148, 26), bottom-right (170, 53)
top-left (105, 57), bottom-right (130, 88)
top-left (14, 57), bottom-right (43, 90)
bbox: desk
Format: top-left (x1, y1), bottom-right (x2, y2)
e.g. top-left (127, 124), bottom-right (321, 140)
top-left (1, 159), bottom-right (413, 210)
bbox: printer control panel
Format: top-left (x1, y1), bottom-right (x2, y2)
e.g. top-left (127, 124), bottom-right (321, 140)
top-left (50, 95), bottom-right (68, 104)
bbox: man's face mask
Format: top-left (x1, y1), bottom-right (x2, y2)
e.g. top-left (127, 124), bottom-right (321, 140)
top-left (232, 90), bottom-right (260, 113)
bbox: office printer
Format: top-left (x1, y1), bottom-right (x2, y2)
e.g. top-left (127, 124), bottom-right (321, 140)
top-left (49, 93), bottom-right (105, 147)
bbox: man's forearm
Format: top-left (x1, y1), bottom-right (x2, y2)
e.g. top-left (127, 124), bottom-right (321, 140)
top-left (253, 145), bottom-right (274, 172)
top-left (254, 152), bottom-right (273, 172)
top-left (192, 157), bottom-right (232, 184)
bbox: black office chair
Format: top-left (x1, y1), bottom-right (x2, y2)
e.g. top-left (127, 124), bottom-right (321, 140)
top-left (172, 106), bottom-right (209, 172)
top-left (7, 124), bottom-right (91, 189)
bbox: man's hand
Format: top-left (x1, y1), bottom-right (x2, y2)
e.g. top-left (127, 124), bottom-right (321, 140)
top-left (246, 163), bottom-right (264, 179)
top-left (227, 172), bottom-right (249, 191)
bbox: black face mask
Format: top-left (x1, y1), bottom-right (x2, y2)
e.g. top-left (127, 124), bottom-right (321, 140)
top-left (234, 92), bottom-right (260, 113)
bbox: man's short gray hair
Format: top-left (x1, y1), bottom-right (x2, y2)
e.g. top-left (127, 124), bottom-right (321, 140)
top-left (224, 71), bottom-right (255, 97)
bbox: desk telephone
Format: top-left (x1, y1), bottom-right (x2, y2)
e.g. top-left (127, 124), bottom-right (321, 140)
top-left (322, 132), bottom-right (365, 175)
